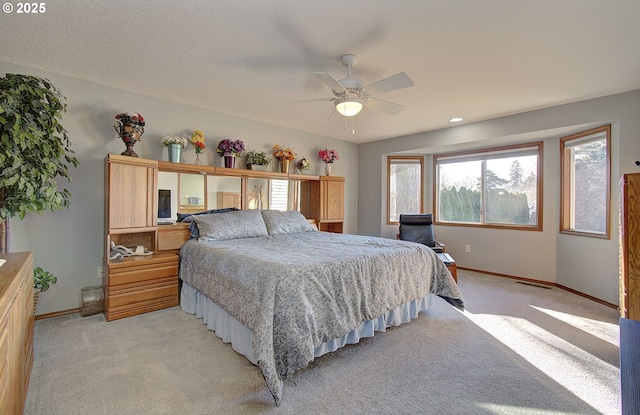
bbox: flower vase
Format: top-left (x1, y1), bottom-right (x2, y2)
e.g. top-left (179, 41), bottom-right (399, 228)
top-left (194, 153), bottom-right (202, 165)
top-left (116, 123), bottom-right (143, 157)
top-left (324, 163), bottom-right (332, 176)
top-left (168, 144), bottom-right (182, 163)
top-left (280, 159), bottom-right (290, 174)
top-left (224, 154), bottom-right (236, 168)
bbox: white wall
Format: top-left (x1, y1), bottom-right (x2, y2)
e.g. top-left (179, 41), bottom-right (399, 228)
top-left (359, 89), bottom-right (640, 305)
top-left (1, 60), bottom-right (358, 315)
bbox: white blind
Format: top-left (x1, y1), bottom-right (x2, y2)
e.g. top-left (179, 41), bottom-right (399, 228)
top-left (269, 180), bottom-right (288, 211)
top-left (436, 146), bottom-right (539, 165)
top-left (563, 130), bottom-right (607, 148)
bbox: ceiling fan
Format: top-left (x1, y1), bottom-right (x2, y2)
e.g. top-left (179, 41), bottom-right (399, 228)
top-left (309, 54), bottom-right (414, 117)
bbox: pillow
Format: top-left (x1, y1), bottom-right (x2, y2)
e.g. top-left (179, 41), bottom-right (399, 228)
top-left (260, 210), bottom-right (315, 236)
top-left (177, 207), bottom-right (238, 223)
top-left (192, 209), bottom-right (268, 241)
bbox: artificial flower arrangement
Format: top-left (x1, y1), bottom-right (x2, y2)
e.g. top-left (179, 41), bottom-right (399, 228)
top-left (114, 112), bottom-right (145, 142)
top-left (114, 112), bottom-right (145, 127)
top-left (190, 130), bottom-right (206, 153)
top-left (296, 157), bottom-right (311, 172)
top-left (217, 138), bottom-right (245, 156)
top-left (273, 144), bottom-right (296, 161)
top-left (318, 148), bottom-right (339, 163)
top-left (161, 136), bottom-right (188, 148)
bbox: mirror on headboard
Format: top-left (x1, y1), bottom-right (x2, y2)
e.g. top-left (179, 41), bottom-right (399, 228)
top-left (207, 176), bottom-right (243, 209)
top-left (158, 171), bottom-right (178, 221)
top-left (158, 171), bottom-right (212, 217)
top-left (247, 178), bottom-right (300, 211)
top-left (179, 173), bottom-right (206, 213)
top-left (158, 167), bottom-right (309, 220)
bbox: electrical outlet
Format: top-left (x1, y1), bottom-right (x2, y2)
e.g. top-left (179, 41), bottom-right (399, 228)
top-left (97, 266), bottom-right (103, 279)
top-left (465, 245), bottom-right (471, 253)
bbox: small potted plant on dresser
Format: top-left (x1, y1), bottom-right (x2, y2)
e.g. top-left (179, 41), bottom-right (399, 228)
top-left (245, 150), bottom-right (272, 171)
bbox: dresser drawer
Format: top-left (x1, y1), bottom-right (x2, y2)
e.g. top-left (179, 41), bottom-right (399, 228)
top-left (0, 314), bottom-right (10, 415)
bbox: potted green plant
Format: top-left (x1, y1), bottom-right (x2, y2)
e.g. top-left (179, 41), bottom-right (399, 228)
top-left (34, 266), bottom-right (57, 292)
top-left (245, 150), bottom-right (272, 171)
top-left (33, 266), bottom-right (57, 313)
top-left (0, 73), bottom-right (79, 253)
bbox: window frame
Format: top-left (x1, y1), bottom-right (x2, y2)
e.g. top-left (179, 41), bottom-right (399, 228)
top-left (387, 156), bottom-right (424, 224)
top-left (559, 124), bottom-right (611, 239)
top-left (433, 142), bottom-right (544, 231)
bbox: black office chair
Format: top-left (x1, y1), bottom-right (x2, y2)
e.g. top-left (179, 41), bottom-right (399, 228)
top-left (398, 214), bottom-right (444, 253)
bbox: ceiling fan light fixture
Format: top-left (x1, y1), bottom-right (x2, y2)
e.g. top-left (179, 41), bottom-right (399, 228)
top-left (335, 97), bottom-right (363, 117)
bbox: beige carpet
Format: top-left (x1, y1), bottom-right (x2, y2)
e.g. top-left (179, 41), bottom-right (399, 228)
top-left (24, 270), bottom-right (620, 415)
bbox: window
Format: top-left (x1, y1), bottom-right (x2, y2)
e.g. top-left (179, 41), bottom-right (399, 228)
top-left (387, 156), bottom-right (424, 223)
top-left (434, 142), bottom-right (542, 230)
top-left (560, 125), bottom-right (611, 238)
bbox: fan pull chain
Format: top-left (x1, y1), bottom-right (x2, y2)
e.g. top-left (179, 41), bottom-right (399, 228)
top-left (343, 117), bottom-right (356, 134)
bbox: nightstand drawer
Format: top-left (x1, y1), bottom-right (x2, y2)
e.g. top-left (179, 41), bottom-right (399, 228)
top-left (109, 262), bottom-right (178, 286)
top-left (157, 224), bottom-right (190, 251)
top-left (108, 276), bottom-right (178, 308)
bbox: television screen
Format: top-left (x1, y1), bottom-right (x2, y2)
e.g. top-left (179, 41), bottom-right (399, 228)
top-left (158, 189), bottom-right (172, 221)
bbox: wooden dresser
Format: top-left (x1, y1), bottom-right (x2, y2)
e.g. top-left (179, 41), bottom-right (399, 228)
top-left (619, 173), bottom-right (640, 415)
top-left (0, 251), bottom-right (34, 415)
top-left (620, 173), bottom-right (640, 320)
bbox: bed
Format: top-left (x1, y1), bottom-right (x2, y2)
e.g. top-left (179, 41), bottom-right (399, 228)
top-left (178, 209), bottom-right (464, 405)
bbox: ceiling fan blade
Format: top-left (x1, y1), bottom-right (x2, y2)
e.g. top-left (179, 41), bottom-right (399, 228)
top-left (363, 72), bottom-right (413, 95)
top-left (311, 72), bottom-right (347, 93)
top-left (285, 97), bottom-right (335, 105)
top-left (363, 97), bottom-right (405, 116)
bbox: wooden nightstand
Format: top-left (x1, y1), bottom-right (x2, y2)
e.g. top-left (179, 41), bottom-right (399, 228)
top-left (104, 253), bottom-right (179, 321)
top-left (436, 252), bottom-right (457, 283)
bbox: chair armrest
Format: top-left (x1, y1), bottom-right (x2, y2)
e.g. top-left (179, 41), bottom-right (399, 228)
top-left (434, 242), bottom-right (446, 253)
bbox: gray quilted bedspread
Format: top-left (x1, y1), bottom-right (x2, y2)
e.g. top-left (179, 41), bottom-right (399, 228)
top-left (179, 231), bottom-right (464, 405)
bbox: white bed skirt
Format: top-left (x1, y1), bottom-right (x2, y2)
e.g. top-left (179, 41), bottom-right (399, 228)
top-left (180, 282), bottom-right (434, 365)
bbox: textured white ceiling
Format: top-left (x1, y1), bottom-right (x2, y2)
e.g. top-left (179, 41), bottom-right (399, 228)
top-left (1, 0), bottom-right (639, 143)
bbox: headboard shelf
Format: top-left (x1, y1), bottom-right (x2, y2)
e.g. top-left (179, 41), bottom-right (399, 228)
top-left (158, 159), bottom-right (318, 181)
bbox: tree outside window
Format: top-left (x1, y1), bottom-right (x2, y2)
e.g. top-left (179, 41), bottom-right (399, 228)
top-left (387, 156), bottom-right (423, 223)
top-left (435, 143), bottom-right (542, 230)
top-left (560, 125), bottom-right (611, 238)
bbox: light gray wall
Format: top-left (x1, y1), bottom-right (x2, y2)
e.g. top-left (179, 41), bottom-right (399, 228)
top-left (359, 89), bottom-right (640, 305)
top-left (1, 60), bottom-right (358, 315)
top-left (5, 56), bottom-right (638, 311)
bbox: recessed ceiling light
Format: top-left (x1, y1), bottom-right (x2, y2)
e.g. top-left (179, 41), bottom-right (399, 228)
top-left (449, 117), bottom-right (463, 123)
